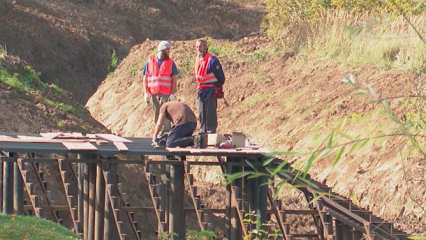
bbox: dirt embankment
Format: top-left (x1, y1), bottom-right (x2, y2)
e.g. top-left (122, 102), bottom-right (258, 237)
top-left (0, 0), bottom-right (263, 102)
top-left (0, 54), bottom-right (106, 133)
top-left (87, 38), bottom-right (426, 234)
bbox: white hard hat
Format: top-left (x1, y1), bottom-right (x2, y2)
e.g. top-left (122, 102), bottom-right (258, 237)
top-left (157, 41), bottom-right (171, 51)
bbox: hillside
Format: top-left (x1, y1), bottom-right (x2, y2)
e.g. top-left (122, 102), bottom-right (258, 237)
top-left (87, 38), bottom-right (426, 234)
top-left (0, 50), bottom-right (106, 132)
top-left (0, 0), bottom-right (425, 237)
top-left (0, 0), bottom-right (263, 102)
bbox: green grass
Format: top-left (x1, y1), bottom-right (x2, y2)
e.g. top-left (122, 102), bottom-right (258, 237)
top-left (0, 214), bottom-right (78, 240)
top-left (0, 65), bottom-right (85, 116)
top-left (306, 14), bottom-right (426, 73)
top-left (409, 236), bottom-right (426, 240)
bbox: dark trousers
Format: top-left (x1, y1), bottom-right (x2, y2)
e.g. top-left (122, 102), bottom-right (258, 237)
top-left (166, 122), bottom-right (197, 147)
top-left (198, 88), bottom-right (217, 134)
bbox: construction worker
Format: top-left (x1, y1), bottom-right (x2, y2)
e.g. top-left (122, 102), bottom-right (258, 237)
top-left (194, 39), bottom-right (225, 134)
top-left (152, 101), bottom-right (197, 148)
top-left (142, 40), bottom-right (179, 133)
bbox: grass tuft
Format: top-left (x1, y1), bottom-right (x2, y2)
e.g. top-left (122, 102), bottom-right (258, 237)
top-left (0, 214), bottom-right (78, 240)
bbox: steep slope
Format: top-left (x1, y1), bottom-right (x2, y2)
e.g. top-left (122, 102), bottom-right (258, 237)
top-left (0, 52), bottom-right (106, 133)
top-left (0, 0), bottom-right (263, 102)
top-left (87, 38), bottom-right (426, 234)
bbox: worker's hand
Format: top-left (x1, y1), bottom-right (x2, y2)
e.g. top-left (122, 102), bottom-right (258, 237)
top-left (151, 137), bottom-right (159, 148)
top-left (144, 93), bottom-right (151, 104)
top-left (169, 94), bottom-right (177, 101)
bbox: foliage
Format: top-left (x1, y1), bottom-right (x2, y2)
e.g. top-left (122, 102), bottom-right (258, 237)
top-left (158, 230), bottom-right (215, 240)
top-left (207, 39), bottom-right (239, 60)
top-left (109, 49), bottom-right (119, 72)
top-left (186, 229), bottom-right (216, 240)
top-left (306, 14), bottom-right (426, 73)
top-left (0, 214), bottom-right (78, 240)
top-left (242, 212), bottom-right (282, 240)
top-left (263, 0), bottom-right (426, 73)
top-left (0, 64), bottom-right (85, 116)
top-left (0, 44), bottom-right (6, 60)
top-left (264, 0), bottom-right (426, 36)
top-left (409, 235), bottom-right (426, 240)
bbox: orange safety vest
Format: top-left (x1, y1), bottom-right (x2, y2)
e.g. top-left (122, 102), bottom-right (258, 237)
top-left (195, 53), bottom-right (218, 90)
top-left (145, 56), bottom-right (173, 95)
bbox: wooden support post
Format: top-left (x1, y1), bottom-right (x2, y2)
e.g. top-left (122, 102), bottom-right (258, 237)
top-left (83, 162), bottom-right (89, 240)
top-left (160, 163), bottom-right (169, 227)
top-left (168, 156), bottom-right (185, 239)
top-left (334, 218), bottom-right (343, 240)
top-left (227, 158), bottom-right (242, 240)
top-left (88, 162), bottom-right (97, 240)
top-left (3, 155), bottom-right (13, 214)
top-left (94, 162), bottom-right (105, 240)
top-left (78, 162), bottom-right (84, 232)
top-left (0, 157), bottom-right (3, 210)
top-left (254, 158), bottom-right (267, 230)
top-left (13, 158), bottom-right (24, 214)
top-left (103, 167), bottom-right (112, 240)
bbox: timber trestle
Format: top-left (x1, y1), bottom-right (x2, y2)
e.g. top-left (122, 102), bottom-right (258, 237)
top-left (0, 133), bottom-right (407, 239)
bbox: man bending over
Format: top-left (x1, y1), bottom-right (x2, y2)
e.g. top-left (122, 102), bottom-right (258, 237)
top-left (152, 101), bottom-right (197, 148)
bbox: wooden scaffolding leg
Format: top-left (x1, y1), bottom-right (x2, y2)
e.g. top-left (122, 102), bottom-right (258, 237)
top-left (13, 157), bottom-right (24, 214)
top-left (0, 157), bottom-right (3, 211)
top-left (94, 162), bottom-right (105, 240)
top-left (3, 155), bottom-right (13, 214)
top-left (168, 156), bottom-right (185, 240)
top-left (88, 162), bottom-right (96, 240)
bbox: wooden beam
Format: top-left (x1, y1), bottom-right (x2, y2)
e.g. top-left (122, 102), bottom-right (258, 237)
top-left (168, 157), bottom-right (185, 239)
top-left (94, 162), bottom-right (105, 240)
top-left (13, 157), bottom-right (24, 214)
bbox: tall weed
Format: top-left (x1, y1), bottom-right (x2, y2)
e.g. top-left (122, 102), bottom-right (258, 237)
top-left (0, 44), bottom-right (6, 60)
top-left (306, 13), bottom-right (426, 73)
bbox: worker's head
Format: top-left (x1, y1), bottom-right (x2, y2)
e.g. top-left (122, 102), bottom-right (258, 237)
top-left (195, 39), bottom-right (208, 57)
top-left (157, 40), bottom-right (171, 59)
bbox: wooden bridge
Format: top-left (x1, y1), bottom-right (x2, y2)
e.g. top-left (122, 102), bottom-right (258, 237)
top-left (0, 132), bottom-right (407, 239)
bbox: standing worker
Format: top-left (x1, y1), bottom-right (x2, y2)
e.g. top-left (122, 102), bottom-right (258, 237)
top-left (194, 39), bottom-right (225, 134)
top-left (152, 101), bottom-right (197, 148)
top-left (142, 40), bottom-right (179, 133)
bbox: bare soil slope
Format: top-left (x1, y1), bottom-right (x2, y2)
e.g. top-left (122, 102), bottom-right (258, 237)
top-left (0, 54), bottom-right (106, 133)
top-left (0, 0), bottom-right (263, 102)
top-left (87, 38), bottom-right (426, 234)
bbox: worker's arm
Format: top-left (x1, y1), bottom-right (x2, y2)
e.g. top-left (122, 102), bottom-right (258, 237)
top-left (152, 111), bottom-right (166, 142)
top-left (142, 62), bottom-right (150, 95)
top-left (212, 57), bottom-right (225, 86)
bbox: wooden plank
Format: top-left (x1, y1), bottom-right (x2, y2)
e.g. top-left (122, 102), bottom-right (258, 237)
top-left (63, 142), bottom-right (97, 151)
top-left (95, 134), bottom-right (131, 143)
top-left (113, 142), bottom-right (128, 151)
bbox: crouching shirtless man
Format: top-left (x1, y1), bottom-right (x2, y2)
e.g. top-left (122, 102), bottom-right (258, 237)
top-left (152, 101), bottom-right (197, 148)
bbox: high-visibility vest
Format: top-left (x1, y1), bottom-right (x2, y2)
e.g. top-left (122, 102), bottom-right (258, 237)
top-left (145, 56), bottom-right (173, 95)
top-left (195, 53), bottom-right (218, 90)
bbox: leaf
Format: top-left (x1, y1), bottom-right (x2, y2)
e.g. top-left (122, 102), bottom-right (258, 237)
top-left (262, 156), bottom-right (276, 167)
top-left (302, 152), bottom-right (318, 176)
top-left (247, 172), bottom-right (269, 180)
top-left (336, 129), bottom-right (354, 141)
top-left (224, 171), bottom-right (253, 184)
top-left (327, 130), bottom-right (335, 148)
top-left (358, 138), bottom-right (370, 149)
top-left (332, 146), bottom-right (346, 166)
top-left (270, 160), bottom-right (289, 177)
top-left (245, 159), bottom-right (259, 172)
